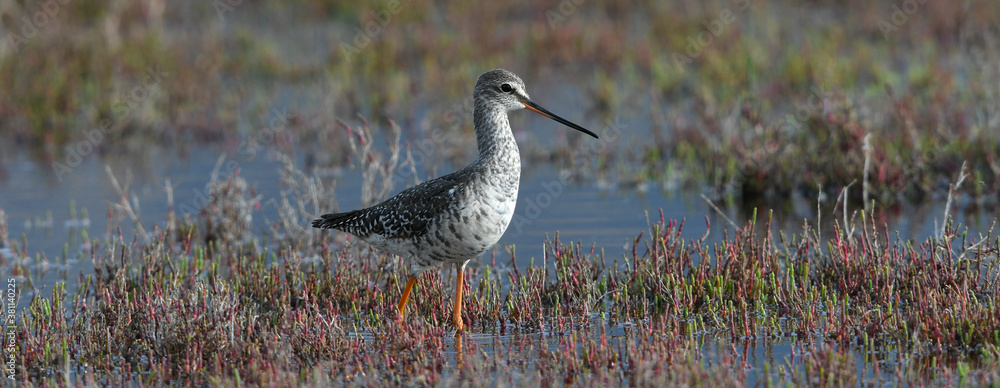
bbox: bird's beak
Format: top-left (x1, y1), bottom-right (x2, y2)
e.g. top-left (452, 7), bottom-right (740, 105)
top-left (521, 100), bottom-right (599, 139)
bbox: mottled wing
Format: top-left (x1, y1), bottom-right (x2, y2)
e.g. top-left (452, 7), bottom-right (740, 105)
top-left (312, 171), bottom-right (466, 239)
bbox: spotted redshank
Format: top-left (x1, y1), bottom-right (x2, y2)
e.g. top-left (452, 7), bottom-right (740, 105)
top-left (312, 68), bottom-right (597, 331)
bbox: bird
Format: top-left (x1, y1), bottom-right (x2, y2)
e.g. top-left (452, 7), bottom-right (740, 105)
top-left (312, 69), bottom-right (598, 331)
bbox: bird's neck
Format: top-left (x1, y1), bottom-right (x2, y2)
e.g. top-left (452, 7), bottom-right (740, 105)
top-left (473, 103), bottom-right (520, 166)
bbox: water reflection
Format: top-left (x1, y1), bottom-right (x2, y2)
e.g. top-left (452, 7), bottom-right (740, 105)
top-left (454, 331), bottom-right (463, 368)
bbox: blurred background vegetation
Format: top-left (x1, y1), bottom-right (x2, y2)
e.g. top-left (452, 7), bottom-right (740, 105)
top-left (1, 0), bottom-right (998, 206)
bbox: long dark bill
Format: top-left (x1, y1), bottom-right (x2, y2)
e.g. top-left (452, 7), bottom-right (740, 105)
top-left (522, 101), bottom-right (599, 139)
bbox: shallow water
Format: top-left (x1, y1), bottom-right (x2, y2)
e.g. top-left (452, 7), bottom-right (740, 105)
top-left (0, 143), bottom-right (995, 386)
top-left (1, 147), bottom-right (994, 384)
top-left (0, 147), bottom-right (684, 297)
top-left (1, 79), bottom-right (994, 388)
top-left (0, 144), bottom-right (993, 302)
top-left (340, 314), bottom-right (948, 386)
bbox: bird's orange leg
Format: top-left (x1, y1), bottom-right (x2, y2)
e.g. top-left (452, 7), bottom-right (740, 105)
top-left (452, 264), bottom-right (465, 331)
top-left (398, 276), bottom-right (417, 320)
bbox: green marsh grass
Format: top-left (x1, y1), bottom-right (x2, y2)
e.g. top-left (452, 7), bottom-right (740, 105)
top-left (4, 159), bottom-right (998, 385)
top-left (3, 0), bottom-right (1000, 385)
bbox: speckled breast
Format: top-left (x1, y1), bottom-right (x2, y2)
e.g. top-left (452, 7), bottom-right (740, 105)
top-left (417, 170), bottom-right (519, 264)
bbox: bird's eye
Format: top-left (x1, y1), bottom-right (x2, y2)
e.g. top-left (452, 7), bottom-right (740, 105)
top-left (500, 84), bottom-right (513, 93)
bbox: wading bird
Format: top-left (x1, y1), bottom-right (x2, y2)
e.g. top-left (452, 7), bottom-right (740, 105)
top-left (313, 69), bottom-right (597, 331)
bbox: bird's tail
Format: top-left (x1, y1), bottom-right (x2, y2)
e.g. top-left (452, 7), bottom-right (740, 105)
top-left (312, 210), bottom-right (360, 230)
